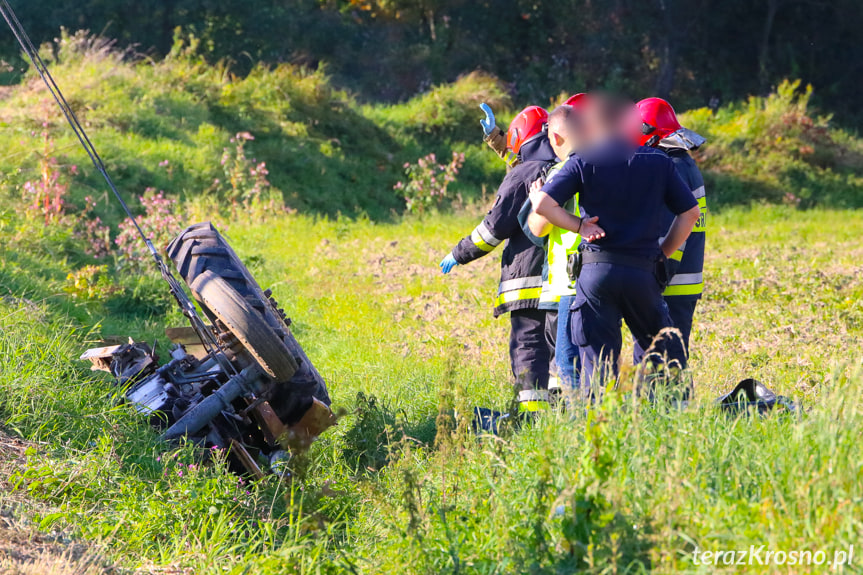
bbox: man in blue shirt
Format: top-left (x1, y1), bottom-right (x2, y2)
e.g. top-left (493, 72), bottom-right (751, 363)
top-left (531, 102), bottom-right (701, 397)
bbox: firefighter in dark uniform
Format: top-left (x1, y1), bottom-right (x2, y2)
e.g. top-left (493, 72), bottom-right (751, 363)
top-left (531, 102), bottom-right (701, 395)
top-left (440, 106), bottom-right (557, 413)
top-left (633, 97), bottom-right (707, 355)
top-left (481, 95), bottom-right (587, 402)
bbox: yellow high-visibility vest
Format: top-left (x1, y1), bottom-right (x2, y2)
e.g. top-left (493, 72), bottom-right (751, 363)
top-left (547, 224), bottom-right (579, 299)
top-left (539, 195), bottom-right (580, 305)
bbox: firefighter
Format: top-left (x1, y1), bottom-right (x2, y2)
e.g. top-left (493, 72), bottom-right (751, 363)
top-left (440, 106), bottom-right (558, 413)
top-left (480, 102), bottom-right (560, 399)
top-left (484, 94), bottom-right (588, 400)
top-left (531, 101), bottom-right (700, 395)
top-left (633, 97), bottom-right (707, 355)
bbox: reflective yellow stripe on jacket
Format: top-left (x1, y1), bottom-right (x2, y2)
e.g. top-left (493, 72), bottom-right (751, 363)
top-left (495, 276), bottom-right (543, 307)
top-left (664, 272), bottom-right (704, 296)
top-left (470, 221), bottom-right (503, 253)
top-left (662, 185), bottom-right (706, 296)
top-left (692, 186), bottom-right (707, 233)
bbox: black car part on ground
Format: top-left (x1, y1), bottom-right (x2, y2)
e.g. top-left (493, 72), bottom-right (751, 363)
top-left (717, 378), bottom-right (798, 415)
top-left (167, 223), bottom-right (331, 411)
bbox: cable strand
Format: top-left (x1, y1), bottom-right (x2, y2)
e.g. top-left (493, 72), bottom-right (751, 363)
top-left (0, 0), bottom-right (238, 374)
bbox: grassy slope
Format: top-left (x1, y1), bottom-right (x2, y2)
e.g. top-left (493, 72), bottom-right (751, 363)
top-left (2, 206), bottom-right (863, 573)
top-left (0, 33), bottom-right (510, 224)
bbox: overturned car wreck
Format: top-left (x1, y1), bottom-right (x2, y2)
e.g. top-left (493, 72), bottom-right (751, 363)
top-left (82, 223), bottom-right (335, 477)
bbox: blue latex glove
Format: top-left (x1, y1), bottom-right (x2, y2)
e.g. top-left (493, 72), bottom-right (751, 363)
top-left (479, 103), bottom-right (496, 137)
top-left (440, 253), bottom-right (458, 274)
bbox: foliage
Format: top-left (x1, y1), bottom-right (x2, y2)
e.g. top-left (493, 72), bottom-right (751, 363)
top-left (372, 72), bottom-right (512, 141)
top-left (219, 132), bottom-right (269, 204)
top-left (3, 0), bottom-right (862, 126)
top-left (74, 195), bottom-right (112, 259)
top-left (114, 189), bottom-right (183, 268)
top-left (213, 131), bottom-right (286, 221)
top-left (63, 265), bottom-right (121, 301)
top-left (0, 32), bottom-right (507, 221)
top-left (20, 128), bottom-right (76, 225)
top-left (396, 151), bottom-right (464, 214)
top-left (682, 80), bottom-right (863, 208)
top-left (7, 34), bottom-right (859, 229)
top-left (2, 31), bottom-right (863, 574)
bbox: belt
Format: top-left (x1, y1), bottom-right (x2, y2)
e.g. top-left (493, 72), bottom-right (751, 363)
top-left (580, 250), bottom-right (658, 272)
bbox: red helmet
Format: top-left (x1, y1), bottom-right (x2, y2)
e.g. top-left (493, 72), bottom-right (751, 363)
top-left (565, 93), bottom-right (587, 109)
top-left (635, 97), bottom-right (682, 147)
top-left (507, 106), bottom-right (548, 154)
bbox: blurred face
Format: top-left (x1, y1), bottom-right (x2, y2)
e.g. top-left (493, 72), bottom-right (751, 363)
top-left (582, 93), bottom-right (639, 144)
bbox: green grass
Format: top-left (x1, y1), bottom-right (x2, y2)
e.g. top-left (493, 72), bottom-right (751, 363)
top-left (2, 206), bottom-right (863, 573)
top-left (4, 35), bottom-right (862, 237)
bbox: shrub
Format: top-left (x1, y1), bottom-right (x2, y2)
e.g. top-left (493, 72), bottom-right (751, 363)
top-left (20, 129), bottom-right (75, 225)
top-left (74, 196), bottom-right (112, 259)
top-left (395, 151), bottom-right (465, 214)
top-left (681, 80), bottom-right (863, 208)
top-left (114, 189), bottom-right (183, 268)
top-left (215, 132), bottom-right (285, 220)
top-left (63, 265), bottom-right (121, 300)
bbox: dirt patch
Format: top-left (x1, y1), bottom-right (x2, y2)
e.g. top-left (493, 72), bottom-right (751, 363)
top-left (361, 238), bottom-right (508, 362)
top-left (0, 431), bottom-right (115, 575)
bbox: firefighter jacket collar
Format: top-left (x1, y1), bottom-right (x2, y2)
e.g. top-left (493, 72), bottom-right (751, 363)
top-left (518, 136), bottom-right (557, 164)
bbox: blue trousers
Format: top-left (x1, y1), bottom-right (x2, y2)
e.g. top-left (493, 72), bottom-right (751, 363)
top-left (571, 263), bottom-right (687, 394)
top-left (665, 297), bottom-right (698, 355)
top-left (633, 296), bottom-right (699, 362)
top-left (556, 294), bottom-right (581, 391)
